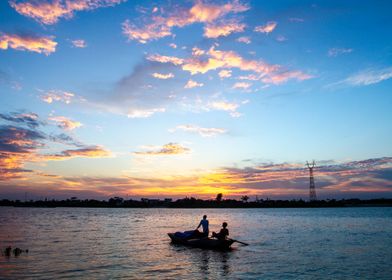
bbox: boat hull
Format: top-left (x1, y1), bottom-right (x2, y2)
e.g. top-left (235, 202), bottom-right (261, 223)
top-left (168, 233), bottom-right (234, 250)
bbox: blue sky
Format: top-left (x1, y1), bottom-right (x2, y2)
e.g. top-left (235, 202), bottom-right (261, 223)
top-left (1, 0), bottom-right (391, 200)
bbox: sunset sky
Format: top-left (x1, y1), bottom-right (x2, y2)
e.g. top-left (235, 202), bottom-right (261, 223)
top-left (1, 0), bottom-right (391, 200)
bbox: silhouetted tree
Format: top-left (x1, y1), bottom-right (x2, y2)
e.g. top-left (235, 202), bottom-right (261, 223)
top-left (241, 195), bottom-right (249, 203)
top-left (216, 193), bottom-right (223, 202)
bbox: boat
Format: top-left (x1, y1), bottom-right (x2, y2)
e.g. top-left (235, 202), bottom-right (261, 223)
top-left (168, 233), bottom-right (234, 250)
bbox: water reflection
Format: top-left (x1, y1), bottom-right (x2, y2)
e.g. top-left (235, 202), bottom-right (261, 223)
top-left (169, 243), bottom-right (232, 278)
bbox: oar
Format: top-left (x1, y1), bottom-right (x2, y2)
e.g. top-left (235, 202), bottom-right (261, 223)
top-left (229, 238), bottom-right (249, 246)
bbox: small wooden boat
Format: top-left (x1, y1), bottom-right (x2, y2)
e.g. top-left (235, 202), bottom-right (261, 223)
top-left (168, 233), bottom-right (234, 250)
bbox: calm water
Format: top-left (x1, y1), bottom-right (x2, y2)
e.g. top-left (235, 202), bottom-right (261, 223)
top-left (0, 207), bottom-right (391, 279)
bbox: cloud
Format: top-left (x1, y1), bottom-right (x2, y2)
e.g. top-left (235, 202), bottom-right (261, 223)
top-left (0, 125), bottom-right (45, 180)
top-left (289, 17), bottom-right (304, 22)
top-left (340, 67), bottom-right (392, 86)
top-left (218, 69), bottom-right (232, 78)
top-left (148, 46), bottom-right (311, 84)
top-left (40, 89), bottom-right (76, 104)
top-left (261, 70), bottom-right (312, 85)
top-left (0, 33), bottom-right (57, 55)
top-left (122, 0), bottom-right (249, 43)
top-left (184, 79), bottom-right (204, 89)
top-left (236, 36), bottom-right (251, 44)
top-left (134, 142), bottom-right (190, 155)
top-left (126, 108), bottom-right (166, 118)
top-left (49, 116), bottom-right (82, 130)
top-left (71, 39), bottom-right (87, 48)
top-left (204, 20), bottom-right (246, 38)
top-left (152, 72), bottom-right (174, 79)
top-left (328, 47), bottom-right (352, 57)
top-left (10, 0), bottom-right (125, 25)
top-left (169, 43), bottom-right (177, 49)
top-left (276, 35), bottom-right (287, 42)
top-left (254, 21), bottom-right (277, 34)
top-left (192, 47), bottom-right (205, 56)
top-left (208, 100), bottom-right (241, 117)
top-left (0, 111), bottom-right (109, 180)
top-left (233, 81), bottom-right (251, 89)
top-left (146, 54), bottom-right (184, 65)
top-left (43, 146), bottom-right (111, 160)
top-left (170, 124), bottom-right (226, 137)
top-left (0, 112), bottom-right (43, 128)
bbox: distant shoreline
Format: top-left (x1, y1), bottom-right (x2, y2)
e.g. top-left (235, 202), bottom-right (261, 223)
top-left (1, 198), bottom-right (391, 208)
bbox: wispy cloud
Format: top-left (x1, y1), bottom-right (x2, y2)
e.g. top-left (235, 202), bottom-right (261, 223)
top-left (122, 0), bottom-right (249, 43)
top-left (233, 81), bottom-right (251, 89)
top-left (134, 143), bottom-right (190, 155)
top-left (340, 67), bottom-right (392, 86)
top-left (71, 39), bottom-right (87, 48)
top-left (49, 116), bottom-right (82, 130)
top-left (40, 89), bottom-right (76, 104)
top-left (0, 33), bottom-right (57, 55)
top-left (127, 108), bottom-right (166, 118)
top-left (236, 36), bottom-right (251, 44)
top-left (10, 0), bottom-right (125, 25)
top-left (328, 47), bottom-right (352, 57)
top-left (152, 72), bottom-right (174, 79)
top-left (254, 21), bottom-right (277, 34)
top-left (170, 124), bottom-right (226, 137)
top-left (185, 79), bottom-right (204, 89)
top-left (208, 100), bottom-right (241, 117)
top-left (43, 146), bottom-right (111, 160)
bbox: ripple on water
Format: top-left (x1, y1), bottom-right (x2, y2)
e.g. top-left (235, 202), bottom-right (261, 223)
top-left (1, 207), bottom-right (392, 279)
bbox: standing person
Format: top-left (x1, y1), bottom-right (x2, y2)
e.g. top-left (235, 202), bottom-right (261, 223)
top-left (212, 222), bottom-right (229, 240)
top-left (196, 215), bottom-right (209, 237)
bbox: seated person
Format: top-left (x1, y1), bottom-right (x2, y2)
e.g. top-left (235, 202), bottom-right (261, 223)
top-left (212, 222), bottom-right (229, 240)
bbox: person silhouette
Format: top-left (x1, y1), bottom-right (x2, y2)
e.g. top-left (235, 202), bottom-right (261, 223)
top-left (196, 215), bottom-right (209, 237)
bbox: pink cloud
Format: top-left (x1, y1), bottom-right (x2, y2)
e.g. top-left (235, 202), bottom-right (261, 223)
top-left (254, 21), bottom-right (277, 34)
top-left (10, 0), bottom-right (125, 25)
top-left (204, 20), bottom-right (246, 38)
top-left (0, 33), bottom-right (57, 55)
top-left (122, 0), bottom-right (249, 43)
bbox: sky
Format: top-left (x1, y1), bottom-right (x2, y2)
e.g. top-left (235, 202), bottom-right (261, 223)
top-left (1, 0), bottom-right (392, 200)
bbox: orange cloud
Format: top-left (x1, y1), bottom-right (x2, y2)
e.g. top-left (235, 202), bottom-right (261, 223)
top-left (43, 146), bottom-right (111, 161)
top-left (152, 72), bottom-right (174, 79)
top-left (10, 0), bottom-right (125, 25)
top-left (254, 21), bottom-right (277, 34)
top-left (204, 20), bottom-right (246, 38)
top-left (150, 46), bottom-right (312, 84)
top-left (134, 143), bottom-right (190, 156)
top-left (122, 0), bottom-right (249, 43)
top-left (184, 79), bottom-right (204, 89)
top-left (49, 116), bottom-right (82, 130)
top-left (0, 33), bottom-right (57, 55)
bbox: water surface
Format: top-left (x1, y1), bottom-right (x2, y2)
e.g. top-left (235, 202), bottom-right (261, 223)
top-left (1, 207), bottom-right (391, 279)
